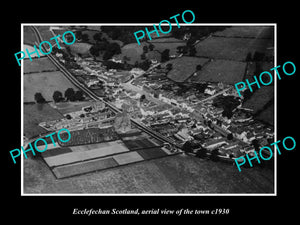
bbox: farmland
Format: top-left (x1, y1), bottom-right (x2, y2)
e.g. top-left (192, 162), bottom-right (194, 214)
top-left (24, 103), bottom-right (64, 139)
top-left (116, 37), bottom-right (186, 65)
top-left (23, 26), bottom-right (37, 46)
top-left (24, 71), bottom-right (78, 102)
top-left (195, 36), bottom-right (272, 61)
top-left (52, 101), bottom-right (95, 115)
top-left (213, 26), bottom-right (274, 39)
top-left (242, 86), bottom-right (274, 114)
top-left (189, 59), bottom-right (247, 84)
top-left (164, 56), bottom-right (209, 82)
top-left (24, 57), bottom-right (58, 74)
top-left (23, 153), bottom-right (274, 193)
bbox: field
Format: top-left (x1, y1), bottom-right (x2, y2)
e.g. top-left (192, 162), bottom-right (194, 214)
top-left (149, 41), bottom-right (186, 55)
top-left (190, 59), bottom-right (247, 84)
top-left (213, 26), bottom-right (274, 39)
top-left (116, 37), bottom-right (186, 65)
top-left (24, 71), bottom-right (78, 102)
top-left (23, 26), bottom-right (37, 46)
top-left (24, 57), bottom-right (58, 74)
top-left (164, 56), bottom-right (209, 82)
top-left (244, 61), bottom-right (275, 81)
top-left (23, 153), bottom-right (274, 193)
top-left (24, 103), bottom-right (64, 139)
top-left (255, 103), bottom-right (274, 125)
top-left (115, 42), bottom-right (147, 64)
top-left (242, 86), bottom-right (274, 114)
top-left (195, 36), bottom-right (272, 61)
top-left (69, 43), bottom-right (92, 56)
top-left (52, 101), bottom-right (95, 115)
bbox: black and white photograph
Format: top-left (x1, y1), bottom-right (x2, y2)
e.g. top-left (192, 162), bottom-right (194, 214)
top-left (4, 4), bottom-right (298, 221)
top-left (21, 24), bottom-right (276, 194)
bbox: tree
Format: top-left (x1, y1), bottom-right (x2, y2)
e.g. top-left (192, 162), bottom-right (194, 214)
top-left (227, 133), bottom-right (233, 141)
top-left (253, 51), bottom-right (265, 61)
top-left (245, 52), bottom-right (252, 62)
top-left (89, 45), bottom-right (100, 58)
top-left (161, 49), bottom-right (170, 62)
top-left (166, 63), bottom-right (173, 71)
top-left (149, 43), bottom-right (154, 51)
top-left (182, 141), bottom-right (193, 153)
top-left (34, 93), bottom-right (46, 104)
top-left (53, 91), bottom-right (63, 103)
top-left (93, 32), bottom-right (102, 42)
top-left (140, 94), bottom-right (146, 102)
top-left (189, 45), bottom-right (197, 56)
top-left (140, 53), bottom-right (146, 60)
top-left (222, 107), bottom-right (233, 119)
top-left (65, 88), bottom-right (75, 101)
top-left (143, 45), bottom-right (148, 53)
top-left (176, 45), bottom-right (188, 54)
top-left (75, 31), bottom-right (83, 40)
top-left (196, 64), bottom-right (202, 71)
top-left (74, 90), bottom-right (85, 101)
top-left (81, 33), bottom-right (89, 42)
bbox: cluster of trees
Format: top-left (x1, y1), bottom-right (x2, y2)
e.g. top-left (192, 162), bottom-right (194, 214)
top-left (53, 88), bottom-right (85, 103)
top-left (101, 26), bottom-right (147, 45)
top-left (212, 95), bottom-right (240, 119)
top-left (176, 44), bottom-right (197, 57)
top-left (89, 41), bottom-right (121, 60)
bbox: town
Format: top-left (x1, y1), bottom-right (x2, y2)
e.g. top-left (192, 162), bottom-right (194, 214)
top-left (23, 24), bottom-right (275, 193)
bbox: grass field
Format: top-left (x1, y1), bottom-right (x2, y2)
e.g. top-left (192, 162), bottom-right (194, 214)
top-left (195, 36), bottom-right (272, 61)
top-left (24, 71), bottom-right (78, 102)
top-left (69, 42), bottom-right (92, 56)
top-left (244, 61), bottom-right (275, 81)
top-left (164, 56), bottom-right (209, 82)
top-left (190, 59), bottom-right (247, 84)
top-left (213, 26), bottom-right (274, 39)
top-left (52, 101), bottom-right (95, 115)
top-left (255, 102), bottom-right (274, 125)
top-left (24, 103), bottom-right (64, 139)
top-left (23, 26), bottom-right (37, 46)
top-left (23, 153), bottom-right (274, 193)
top-left (24, 57), bottom-right (58, 74)
top-left (242, 86), bottom-right (274, 114)
top-left (115, 42), bottom-right (147, 64)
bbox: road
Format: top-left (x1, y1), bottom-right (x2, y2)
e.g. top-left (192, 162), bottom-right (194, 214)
top-left (30, 26), bottom-right (181, 149)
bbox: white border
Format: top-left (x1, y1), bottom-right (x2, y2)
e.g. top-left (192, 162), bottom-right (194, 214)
top-left (21, 23), bottom-right (277, 196)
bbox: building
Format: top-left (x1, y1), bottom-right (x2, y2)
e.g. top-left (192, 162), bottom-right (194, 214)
top-left (203, 138), bottom-right (228, 150)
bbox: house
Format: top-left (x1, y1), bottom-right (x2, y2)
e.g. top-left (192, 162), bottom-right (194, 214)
top-left (203, 138), bottom-right (228, 150)
top-left (204, 87), bottom-right (217, 95)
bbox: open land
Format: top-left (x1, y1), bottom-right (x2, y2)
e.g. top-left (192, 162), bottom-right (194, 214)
top-left (190, 59), bottom-right (247, 84)
top-left (24, 154), bottom-right (274, 194)
top-left (24, 103), bottom-right (64, 138)
top-left (165, 56), bottom-right (209, 82)
top-left (24, 70), bottom-right (79, 102)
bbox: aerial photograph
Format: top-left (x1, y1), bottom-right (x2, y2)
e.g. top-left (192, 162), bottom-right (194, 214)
top-left (22, 24), bottom-right (275, 194)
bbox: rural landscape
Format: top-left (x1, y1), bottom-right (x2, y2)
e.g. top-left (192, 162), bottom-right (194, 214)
top-left (23, 24), bottom-right (275, 194)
